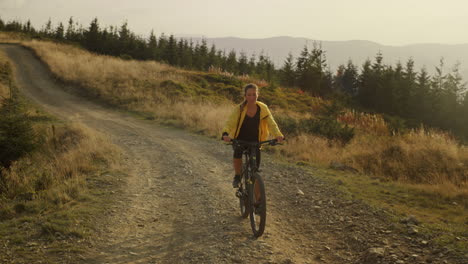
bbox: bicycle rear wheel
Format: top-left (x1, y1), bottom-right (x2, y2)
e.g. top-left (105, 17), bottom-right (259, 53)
top-left (248, 173), bottom-right (266, 237)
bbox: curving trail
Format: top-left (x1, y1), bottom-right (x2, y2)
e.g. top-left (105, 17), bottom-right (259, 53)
top-left (1, 44), bottom-right (463, 264)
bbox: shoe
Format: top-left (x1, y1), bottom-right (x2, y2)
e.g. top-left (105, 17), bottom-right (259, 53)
top-left (232, 174), bottom-right (241, 188)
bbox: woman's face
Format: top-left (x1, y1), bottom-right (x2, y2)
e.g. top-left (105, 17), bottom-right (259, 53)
top-left (245, 88), bottom-right (258, 104)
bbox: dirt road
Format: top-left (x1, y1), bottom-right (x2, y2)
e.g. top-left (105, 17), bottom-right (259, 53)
top-left (1, 44), bottom-right (464, 264)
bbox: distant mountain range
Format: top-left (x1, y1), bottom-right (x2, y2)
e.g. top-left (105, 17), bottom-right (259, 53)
top-left (178, 36), bottom-right (468, 83)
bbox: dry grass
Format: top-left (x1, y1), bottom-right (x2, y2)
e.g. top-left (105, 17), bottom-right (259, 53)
top-left (21, 40), bottom-right (189, 111)
top-left (208, 65), bottom-right (269, 87)
top-left (155, 100), bottom-right (233, 136)
top-left (345, 128), bottom-right (467, 187)
top-left (338, 109), bottom-right (389, 135)
top-left (0, 32), bottom-right (24, 43)
top-left (0, 50), bottom-right (121, 206)
top-left (0, 51), bottom-right (11, 99)
top-left (0, 123), bottom-right (120, 212)
top-left (0, 82), bottom-right (8, 99)
top-left (15, 37), bottom-right (468, 197)
top-left (282, 129), bottom-right (468, 197)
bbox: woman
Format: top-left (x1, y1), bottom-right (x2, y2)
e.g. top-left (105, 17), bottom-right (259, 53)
top-left (222, 83), bottom-right (284, 188)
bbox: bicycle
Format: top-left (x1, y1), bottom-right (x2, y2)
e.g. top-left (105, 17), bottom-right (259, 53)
top-left (229, 139), bottom-right (281, 237)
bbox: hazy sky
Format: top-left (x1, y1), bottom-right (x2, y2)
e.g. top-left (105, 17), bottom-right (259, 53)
top-left (1, 0), bottom-right (468, 45)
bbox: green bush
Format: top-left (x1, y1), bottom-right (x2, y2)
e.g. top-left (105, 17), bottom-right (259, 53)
top-left (275, 115), bottom-right (299, 136)
top-left (299, 118), bottom-right (355, 144)
top-left (292, 100), bottom-right (355, 144)
top-left (0, 99), bottom-right (40, 169)
top-left (203, 73), bottom-right (242, 87)
top-left (383, 114), bottom-right (407, 134)
top-left (217, 84), bottom-right (241, 101)
top-left (119, 54), bottom-right (132, 61)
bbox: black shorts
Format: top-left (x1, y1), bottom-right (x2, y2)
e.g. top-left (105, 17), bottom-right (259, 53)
top-left (233, 144), bottom-right (261, 167)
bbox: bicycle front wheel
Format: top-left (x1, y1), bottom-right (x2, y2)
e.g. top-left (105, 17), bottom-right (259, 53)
top-left (248, 173), bottom-right (266, 237)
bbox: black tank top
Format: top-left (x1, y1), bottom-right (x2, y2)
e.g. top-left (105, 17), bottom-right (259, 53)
top-left (237, 105), bottom-right (260, 142)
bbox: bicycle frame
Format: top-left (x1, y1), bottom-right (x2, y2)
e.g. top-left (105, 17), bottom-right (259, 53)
top-left (230, 139), bottom-right (280, 237)
top-left (233, 139), bottom-right (278, 181)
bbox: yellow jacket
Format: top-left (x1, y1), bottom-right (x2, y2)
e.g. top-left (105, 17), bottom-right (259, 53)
top-left (222, 101), bottom-right (283, 141)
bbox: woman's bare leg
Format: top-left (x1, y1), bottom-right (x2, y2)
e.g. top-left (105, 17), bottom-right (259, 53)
top-left (233, 158), bottom-right (242, 175)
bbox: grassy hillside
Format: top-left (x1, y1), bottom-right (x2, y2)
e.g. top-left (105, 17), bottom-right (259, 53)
top-left (19, 38), bottom-right (468, 192)
top-left (1, 33), bottom-right (466, 252)
top-left (0, 50), bottom-right (122, 262)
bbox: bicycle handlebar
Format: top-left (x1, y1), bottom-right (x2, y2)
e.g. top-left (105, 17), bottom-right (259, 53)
top-left (230, 138), bottom-right (283, 147)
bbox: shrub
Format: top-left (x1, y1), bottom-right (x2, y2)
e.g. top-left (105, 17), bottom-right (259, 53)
top-left (297, 100), bottom-right (355, 144)
top-left (119, 54), bottom-right (132, 60)
top-left (0, 99), bottom-right (40, 169)
top-left (275, 114), bottom-right (299, 136)
top-left (299, 118), bottom-right (355, 145)
top-left (384, 114), bottom-right (408, 134)
top-left (203, 73), bottom-right (242, 87)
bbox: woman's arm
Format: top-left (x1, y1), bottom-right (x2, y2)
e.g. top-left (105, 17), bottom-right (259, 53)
top-left (221, 106), bottom-right (241, 140)
top-left (264, 107), bottom-right (284, 139)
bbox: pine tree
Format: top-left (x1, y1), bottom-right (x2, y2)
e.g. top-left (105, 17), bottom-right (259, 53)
top-left (334, 62), bottom-right (357, 96)
top-left (55, 22), bottom-right (64, 40)
top-left (147, 30), bottom-right (158, 60)
top-left (343, 60), bottom-right (358, 95)
top-left (166, 34), bottom-right (177, 66)
top-left (207, 44), bottom-right (219, 70)
top-left (411, 67), bottom-right (431, 121)
top-left (389, 61), bottom-right (405, 115)
top-left (24, 19), bottom-right (33, 33)
top-left (441, 62), bottom-right (465, 129)
top-left (198, 39), bottom-right (209, 70)
top-left (119, 21), bottom-right (130, 42)
top-left (225, 50), bottom-right (238, 74)
top-left (85, 18), bottom-right (101, 52)
top-left (43, 18), bottom-right (52, 36)
top-left (248, 54), bottom-right (256, 74)
top-left (460, 91), bottom-right (468, 140)
top-left (334, 64), bottom-right (346, 91)
top-left (310, 43), bottom-right (330, 95)
top-left (357, 59), bottom-right (374, 108)
top-left (296, 45), bottom-right (309, 90)
top-left (256, 51), bottom-right (267, 77)
top-left (430, 58), bottom-right (446, 127)
top-left (175, 39), bottom-right (185, 67)
top-left (182, 39), bottom-right (193, 69)
top-left (157, 33), bottom-right (168, 62)
top-left (401, 58), bottom-right (417, 117)
top-left (264, 56), bottom-right (276, 83)
top-left (65, 17), bottom-right (74, 41)
top-left (117, 21), bottom-right (132, 56)
top-left (280, 53), bottom-right (296, 87)
top-left (370, 52), bottom-right (385, 110)
top-left (238, 52), bottom-right (249, 75)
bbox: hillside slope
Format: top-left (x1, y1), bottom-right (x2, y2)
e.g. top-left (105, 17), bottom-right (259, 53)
top-left (0, 44), bottom-right (466, 263)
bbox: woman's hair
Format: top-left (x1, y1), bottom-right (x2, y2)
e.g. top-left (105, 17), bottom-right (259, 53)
top-left (241, 83), bottom-right (259, 107)
top-left (243, 83), bottom-right (258, 95)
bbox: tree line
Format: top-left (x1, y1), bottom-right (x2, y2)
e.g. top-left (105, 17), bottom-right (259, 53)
top-left (1, 17), bottom-right (467, 141)
top-left (0, 17), bottom-right (277, 82)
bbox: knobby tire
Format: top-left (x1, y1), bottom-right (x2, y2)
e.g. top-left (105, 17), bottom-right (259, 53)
top-left (248, 173), bottom-right (266, 237)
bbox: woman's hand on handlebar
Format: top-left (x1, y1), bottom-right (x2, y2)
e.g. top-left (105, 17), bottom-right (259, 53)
top-left (223, 135), bottom-right (232, 142)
